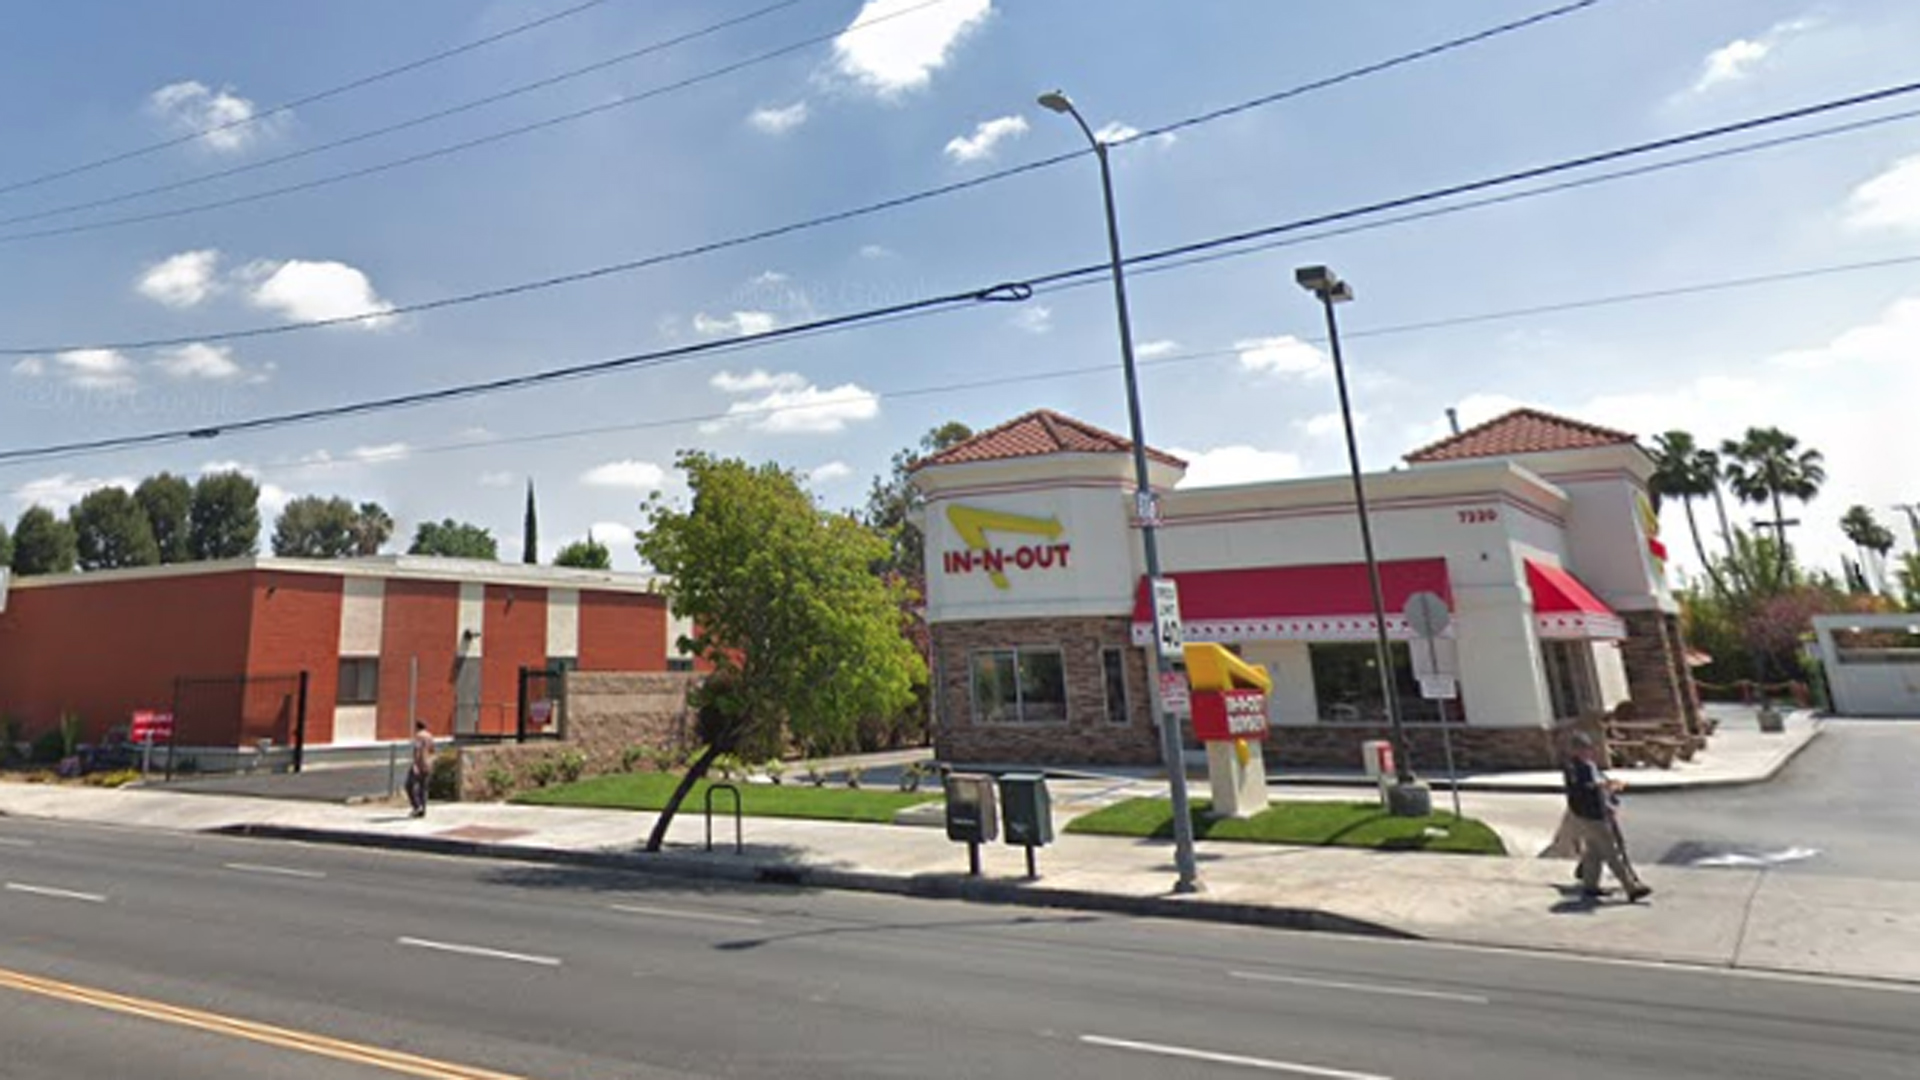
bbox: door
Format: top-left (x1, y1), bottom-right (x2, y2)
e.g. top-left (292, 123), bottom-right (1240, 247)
top-left (454, 656), bottom-right (481, 736)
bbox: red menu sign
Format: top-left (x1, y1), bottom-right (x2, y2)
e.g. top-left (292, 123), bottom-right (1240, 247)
top-left (130, 710), bottom-right (174, 742)
top-left (1189, 689), bottom-right (1269, 743)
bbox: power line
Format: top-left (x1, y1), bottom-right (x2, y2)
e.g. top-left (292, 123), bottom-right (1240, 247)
top-left (0, 0), bottom-right (953, 246)
top-left (0, 0), bottom-right (620, 198)
top-left (0, 0), bottom-right (810, 230)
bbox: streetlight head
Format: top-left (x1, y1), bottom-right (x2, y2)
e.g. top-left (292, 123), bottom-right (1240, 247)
top-left (1295, 265), bottom-right (1353, 302)
top-left (1037, 90), bottom-right (1075, 115)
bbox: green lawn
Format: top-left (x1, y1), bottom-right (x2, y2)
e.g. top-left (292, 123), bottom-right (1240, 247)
top-left (1065, 798), bottom-right (1506, 855)
top-left (513, 772), bottom-right (940, 824)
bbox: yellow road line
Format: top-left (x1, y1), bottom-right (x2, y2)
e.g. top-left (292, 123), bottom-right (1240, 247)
top-left (0, 965), bottom-right (533, 1080)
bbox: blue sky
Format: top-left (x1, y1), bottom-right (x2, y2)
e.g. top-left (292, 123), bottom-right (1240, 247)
top-left (5, 0), bottom-right (1920, 576)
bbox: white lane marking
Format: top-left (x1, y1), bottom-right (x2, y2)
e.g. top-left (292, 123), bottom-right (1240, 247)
top-left (1230, 969), bottom-right (1490, 1006)
top-left (223, 862), bottom-right (328, 880)
top-left (0, 838), bottom-right (35, 848)
top-left (1080, 1035), bottom-right (1392, 1079)
top-left (5, 882), bottom-right (106, 904)
top-left (607, 903), bottom-right (764, 926)
top-left (397, 937), bottom-right (561, 967)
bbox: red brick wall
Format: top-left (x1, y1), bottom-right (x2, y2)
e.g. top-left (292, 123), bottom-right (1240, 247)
top-left (482, 585), bottom-right (548, 735)
top-left (244, 571), bottom-right (343, 745)
top-left (578, 591), bottom-right (668, 672)
top-left (0, 570), bottom-right (255, 741)
top-left (377, 580), bottom-right (459, 739)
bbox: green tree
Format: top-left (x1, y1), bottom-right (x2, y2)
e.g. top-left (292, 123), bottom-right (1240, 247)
top-left (0, 518), bottom-right (11, 570)
top-left (70, 487), bottom-right (160, 570)
top-left (863, 421), bottom-right (974, 579)
top-left (1649, 431), bottom-right (1728, 595)
top-left (1721, 427), bottom-right (1825, 580)
top-left (272, 496), bottom-right (361, 558)
top-left (350, 502), bottom-right (393, 556)
top-left (1838, 505), bottom-right (1896, 593)
top-left (553, 535), bottom-right (612, 570)
top-left (523, 480), bottom-right (539, 565)
top-left (1898, 552), bottom-right (1920, 612)
top-left (134, 473), bottom-right (193, 564)
top-left (408, 519), bottom-right (498, 559)
top-left (188, 471), bottom-right (262, 560)
top-left (637, 451), bottom-right (923, 852)
top-left (11, 506), bottom-right (77, 576)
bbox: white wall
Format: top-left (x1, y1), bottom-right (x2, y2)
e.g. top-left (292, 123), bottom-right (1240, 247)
top-left (334, 577), bottom-right (385, 743)
top-left (457, 583), bottom-right (485, 656)
top-left (1550, 475), bottom-right (1673, 615)
top-left (546, 588), bottom-right (580, 658)
top-left (1240, 641), bottom-right (1318, 726)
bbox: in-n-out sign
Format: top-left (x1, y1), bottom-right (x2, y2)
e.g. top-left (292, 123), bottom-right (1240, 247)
top-left (942, 505), bottom-right (1072, 590)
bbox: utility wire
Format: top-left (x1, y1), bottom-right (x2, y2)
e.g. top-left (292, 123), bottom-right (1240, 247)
top-left (0, 0), bottom-right (810, 230)
top-left (0, 0), bottom-right (620, 198)
top-left (0, 0), bottom-right (953, 246)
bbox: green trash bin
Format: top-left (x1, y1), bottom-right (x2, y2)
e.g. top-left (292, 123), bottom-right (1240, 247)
top-left (998, 773), bottom-right (1052, 878)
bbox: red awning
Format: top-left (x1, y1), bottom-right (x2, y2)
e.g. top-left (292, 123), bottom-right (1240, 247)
top-left (1130, 559), bottom-right (1452, 645)
top-left (1526, 560), bottom-right (1626, 640)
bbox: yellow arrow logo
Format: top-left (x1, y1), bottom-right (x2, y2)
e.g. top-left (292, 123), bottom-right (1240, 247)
top-left (946, 505), bottom-right (1066, 589)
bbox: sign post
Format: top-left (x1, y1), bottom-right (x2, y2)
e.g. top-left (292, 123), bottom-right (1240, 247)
top-left (130, 710), bottom-right (174, 779)
top-left (1402, 591), bottom-right (1463, 820)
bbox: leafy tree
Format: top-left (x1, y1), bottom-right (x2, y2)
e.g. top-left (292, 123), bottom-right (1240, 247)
top-left (408, 519), bottom-right (499, 559)
top-left (637, 451), bottom-right (923, 852)
top-left (272, 496), bottom-right (361, 558)
top-left (11, 506), bottom-right (77, 576)
top-left (71, 487), bottom-right (160, 570)
top-left (553, 535), bottom-right (612, 570)
top-left (188, 471), bottom-right (262, 560)
top-left (523, 480), bottom-right (539, 565)
top-left (1721, 427), bottom-right (1825, 579)
top-left (1649, 431), bottom-right (1728, 594)
top-left (134, 473), bottom-right (193, 564)
top-left (863, 421), bottom-right (974, 579)
top-left (1898, 552), bottom-right (1920, 612)
top-left (350, 502), bottom-right (393, 556)
top-left (0, 519), bottom-right (11, 570)
top-left (1839, 505), bottom-right (1897, 593)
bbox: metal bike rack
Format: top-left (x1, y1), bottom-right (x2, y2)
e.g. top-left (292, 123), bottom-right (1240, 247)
top-left (705, 783), bottom-right (743, 854)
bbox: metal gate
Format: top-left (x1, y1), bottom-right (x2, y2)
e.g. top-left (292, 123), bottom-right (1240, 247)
top-left (515, 665), bottom-right (567, 743)
top-left (165, 671), bottom-right (309, 778)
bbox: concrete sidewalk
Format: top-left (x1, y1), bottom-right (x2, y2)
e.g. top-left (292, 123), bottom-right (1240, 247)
top-left (3, 773), bottom-right (1915, 986)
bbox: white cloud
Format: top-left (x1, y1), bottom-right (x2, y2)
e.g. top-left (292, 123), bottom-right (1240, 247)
top-left (581, 460), bottom-right (667, 491)
top-left (587, 521), bottom-right (637, 547)
top-left (46, 349), bottom-right (137, 391)
top-left (1688, 17), bottom-right (1817, 94)
top-left (1845, 154), bottom-right (1920, 232)
top-left (242, 259), bottom-right (394, 327)
top-left (692, 310), bottom-right (779, 337)
top-left (10, 473), bottom-right (137, 513)
top-left (1095, 121), bottom-right (1176, 149)
top-left (1236, 335), bottom-right (1329, 379)
top-left (1169, 446), bottom-right (1305, 490)
top-left (1300, 411), bottom-right (1367, 438)
top-left (136, 249), bottom-right (222, 308)
top-left (154, 343), bottom-right (245, 381)
top-left (11, 357), bottom-right (46, 377)
top-left (350, 442), bottom-right (410, 464)
top-left (747, 101), bottom-right (810, 134)
top-left (707, 372), bottom-right (880, 435)
top-left (1010, 305), bottom-right (1052, 334)
top-left (1137, 339), bottom-right (1180, 359)
top-left (478, 471), bottom-right (516, 488)
top-left (810, 461), bottom-right (854, 484)
top-left (833, 0), bottom-right (991, 97)
top-left (1402, 392), bottom-right (1528, 451)
top-left (859, 244), bottom-right (895, 259)
top-left (944, 115), bottom-right (1027, 163)
top-left (147, 81), bottom-right (266, 152)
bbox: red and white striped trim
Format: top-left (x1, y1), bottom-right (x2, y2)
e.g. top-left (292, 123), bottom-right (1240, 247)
top-left (1129, 614), bottom-right (1451, 646)
top-left (1534, 612), bottom-right (1626, 640)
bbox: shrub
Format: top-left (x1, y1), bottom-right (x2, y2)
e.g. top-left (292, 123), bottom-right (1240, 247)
top-left (845, 766), bottom-right (864, 790)
top-left (527, 758), bottom-right (558, 788)
top-left (484, 765), bottom-right (515, 799)
top-left (712, 752), bottom-right (744, 782)
top-left (83, 769), bottom-right (141, 789)
top-left (898, 761), bottom-right (925, 793)
top-left (58, 711), bottom-right (83, 759)
top-left (428, 751), bottom-right (459, 801)
top-left (1, 715), bottom-right (22, 766)
top-left (555, 750), bottom-right (586, 784)
top-left (803, 761), bottom-right (826, 787)
top-left (650, 745), bottom-right (686, 773)
top-left (763, 759), bottom-right (786, 785)
top-left (621, 745), bottom-right (649, 773)
top-left (30, 730), bottom-right (65, 765)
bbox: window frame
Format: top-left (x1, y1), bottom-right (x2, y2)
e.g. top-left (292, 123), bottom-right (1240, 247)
top-left (1101, 647), bottom-right (1131, 726)
top-left (336, 657), bottom-right (380, 707)
top-left (1307, 641), bottom-right (1421, 723)
top-left (968, 646), bottom-right (1070, 726)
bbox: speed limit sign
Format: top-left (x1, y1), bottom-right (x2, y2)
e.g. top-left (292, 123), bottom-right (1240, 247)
top-left (1150, 578), bottom-right (1184, 656)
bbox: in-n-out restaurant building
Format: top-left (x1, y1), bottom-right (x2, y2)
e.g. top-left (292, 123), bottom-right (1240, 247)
top-left (912, 408), bottom-right (1701, 770)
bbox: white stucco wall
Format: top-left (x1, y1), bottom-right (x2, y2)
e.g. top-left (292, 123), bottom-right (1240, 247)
top-left (545, 588), bottom-right (580, 658)
top-left (1239, 641), bottom-right (1318, 727)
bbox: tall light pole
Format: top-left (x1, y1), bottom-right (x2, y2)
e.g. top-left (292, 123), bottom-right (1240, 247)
top-left (1040, 89), bottom-right (1200, 893)
top-left (1295, 266), bottom-right (1428, 814)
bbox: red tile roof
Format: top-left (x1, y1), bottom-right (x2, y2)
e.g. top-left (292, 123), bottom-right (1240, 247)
top-left (912, 409), bottom-right (1187, 471)
top-left (1404, 408), bottom-right (1637, 464)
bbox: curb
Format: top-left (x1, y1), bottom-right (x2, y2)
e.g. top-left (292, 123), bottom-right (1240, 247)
top-left (208, 823), bottom-right (1414, 941)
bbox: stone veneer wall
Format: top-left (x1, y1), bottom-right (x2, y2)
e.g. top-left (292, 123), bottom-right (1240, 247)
top-left (1619, 610), bottom-right (1700, 737)
top-left (1265, 722), bottom-right (1572, 772)
top-left (455, 671), bottom-right (699, 800)
top-left (932, 615), bottom-right (1163, 766)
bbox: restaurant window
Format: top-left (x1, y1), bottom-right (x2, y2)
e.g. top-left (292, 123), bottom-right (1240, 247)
top-left (1101, 648), bottom-right (1130, 725)
top-left (1308, 642), bottom-right (1420, 723)
top-left (337, 658), bottom-right (380, 706)
top-left (970, 648), bottom-right (1069, 725)
top-left (1542, 641), bottom-right (1598, 720)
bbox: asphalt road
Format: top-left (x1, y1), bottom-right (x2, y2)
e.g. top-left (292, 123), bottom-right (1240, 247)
top-left (1, 816), bottom-right (1916, 1080)
top-left (1623, 720), bottom-right (1920, 879)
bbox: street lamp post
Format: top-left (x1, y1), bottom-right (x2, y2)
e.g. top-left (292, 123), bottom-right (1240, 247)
top-left (1040, 89), bottom-right (1201, 893)
top-left (1295, 266), bottom-right (1430, 815)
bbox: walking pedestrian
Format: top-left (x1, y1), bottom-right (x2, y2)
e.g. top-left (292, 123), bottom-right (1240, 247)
top-left (406, 721), bottom-right (435, 818)
top-left (1562, 731), bottom-right (1651, 902)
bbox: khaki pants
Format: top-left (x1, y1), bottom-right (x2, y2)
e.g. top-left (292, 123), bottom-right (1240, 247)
top-left (1568, 815), bottom-right (1639, 890)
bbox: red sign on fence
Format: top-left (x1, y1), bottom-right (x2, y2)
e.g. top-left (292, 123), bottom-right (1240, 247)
top-left (130, 710), bottom-right (174, 743)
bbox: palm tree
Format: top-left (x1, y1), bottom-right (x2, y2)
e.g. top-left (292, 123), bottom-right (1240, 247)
top-left (1840, 505), bottom-right (1879, 583)
top-left (1650, 431), bottom-right (1727, 594)
top-left (1721, 427), bottom-right (1826, 580)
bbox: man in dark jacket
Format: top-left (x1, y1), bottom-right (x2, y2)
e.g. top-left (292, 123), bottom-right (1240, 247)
top-left (1564, 732), bottom-right (1651, 901)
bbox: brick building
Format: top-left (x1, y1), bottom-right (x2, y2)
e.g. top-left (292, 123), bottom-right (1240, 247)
top-left (913, 407), bottom-right (1701, 771)
top-left (0, 555), bottom-right (684, 749)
